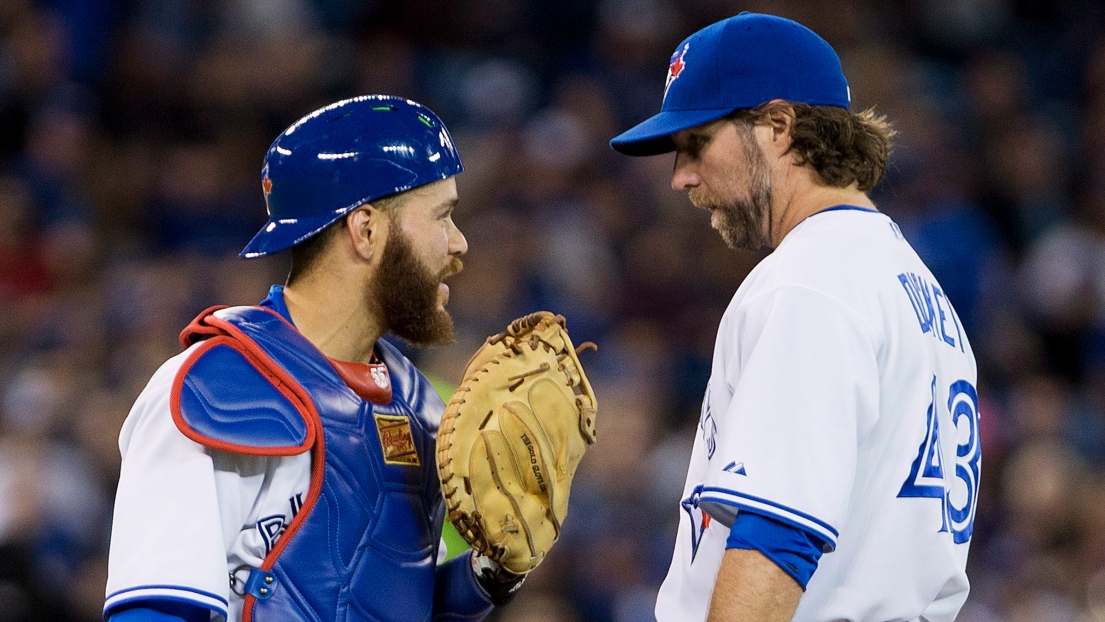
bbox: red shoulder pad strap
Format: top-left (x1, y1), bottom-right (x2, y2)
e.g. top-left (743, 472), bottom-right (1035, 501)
top-left (171, 331), bottom-right (318, 456)
top-left (179, 305), bottom-right (231, 348)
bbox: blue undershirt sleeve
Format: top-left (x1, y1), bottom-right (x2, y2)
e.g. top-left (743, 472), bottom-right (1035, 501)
top-left (726, 509), bottom-right (829, 589)
top-left (432, 550), bottom-right (494, 621)
top-left (107, 600), bottom-right (214, 622)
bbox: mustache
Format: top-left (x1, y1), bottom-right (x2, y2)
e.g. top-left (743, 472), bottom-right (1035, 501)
top-left (443, 257), bottom-right (463, 279)
top-left (688, 188), bottom-right (721, 209)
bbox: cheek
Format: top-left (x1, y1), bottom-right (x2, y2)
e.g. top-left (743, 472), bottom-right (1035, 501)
top-left (726, 157), bottom-right (760, 195)
top-left (406, 223), bottom-right (449, 263)
top-left (702, 161), bottom-right (741, 199)
top-left (432, 224), bottom-right (452, 259)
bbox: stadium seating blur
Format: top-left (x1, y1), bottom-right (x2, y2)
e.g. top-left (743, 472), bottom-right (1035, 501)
top-left (0, 1), bottom-right (1103, 620)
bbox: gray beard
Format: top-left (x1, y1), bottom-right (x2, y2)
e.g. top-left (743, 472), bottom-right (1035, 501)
top-left (713, 170), bottom-right (773, 251)
top-left (695, 121), bottom-right (775, 251)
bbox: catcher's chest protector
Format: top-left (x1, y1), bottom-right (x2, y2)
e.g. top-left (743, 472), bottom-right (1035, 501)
top-left (173, 306), bottom-right (445, 622)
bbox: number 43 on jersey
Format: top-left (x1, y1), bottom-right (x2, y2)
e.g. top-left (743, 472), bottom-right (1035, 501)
top-left (898, 376), bottom-right (981, 544)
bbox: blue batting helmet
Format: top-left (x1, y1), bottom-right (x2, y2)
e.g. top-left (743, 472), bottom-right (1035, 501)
top-left (240, 95), bottom-right (464, 258)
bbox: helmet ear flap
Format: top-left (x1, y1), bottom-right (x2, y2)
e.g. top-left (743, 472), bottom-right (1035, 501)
top-left (240, 96), bottom-right (464, 259)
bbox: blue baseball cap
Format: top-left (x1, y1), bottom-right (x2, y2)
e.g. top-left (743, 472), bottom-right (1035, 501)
top-left (610, 13), bottom-right (850, 157)
top-left (240, 95), bottom-right (463, 258)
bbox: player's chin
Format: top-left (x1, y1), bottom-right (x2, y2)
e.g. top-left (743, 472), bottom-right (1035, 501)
top-left (427, 310), bottom-right (456, 345)
top-left (394, 309), bottom-right (455, 346)
top-left (710, 208), bottom-right (725, 229)
top-left (710, 211), bottom-right (734, 239)
top-left (715, 220), bottom-right (749, 250)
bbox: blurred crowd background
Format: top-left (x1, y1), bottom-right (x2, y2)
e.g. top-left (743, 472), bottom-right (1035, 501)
top-left (1, 0), bottom-right (1104, 620)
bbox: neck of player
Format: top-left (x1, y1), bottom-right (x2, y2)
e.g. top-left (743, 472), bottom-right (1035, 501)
top-left (283, 267), bottom-right (384, 365)
top-left (770, 168), bottom-right (876, 248)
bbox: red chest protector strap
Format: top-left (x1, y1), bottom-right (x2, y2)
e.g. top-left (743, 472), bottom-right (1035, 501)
top-left (173, 305), bottom-right (395, 454)
top-left (172, 306), bottom-right (319, 455)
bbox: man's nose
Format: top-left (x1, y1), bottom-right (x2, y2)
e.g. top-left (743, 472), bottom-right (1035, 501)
top-left (671, 155), bottom-right (700, 191)
top-left (449, 222), bottom-right (468, 256)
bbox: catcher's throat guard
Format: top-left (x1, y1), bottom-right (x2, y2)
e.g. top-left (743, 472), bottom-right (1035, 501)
top-left (436, 312), bottom-right (597, 575)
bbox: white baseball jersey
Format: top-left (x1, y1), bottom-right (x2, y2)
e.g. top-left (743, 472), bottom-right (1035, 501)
top-left (105, 344), bottom-right (313, 621)
top-left (656, 207), bottom-right (979, 622)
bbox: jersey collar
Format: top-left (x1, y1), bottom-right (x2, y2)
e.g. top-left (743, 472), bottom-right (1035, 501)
top-left (259, 284), bottom-right (295, 325)
top-left (811, 204), bottom-right (880, 217)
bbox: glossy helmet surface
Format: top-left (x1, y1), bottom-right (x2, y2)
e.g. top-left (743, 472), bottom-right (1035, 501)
top-left (240, 95), bottom-right (464, 258)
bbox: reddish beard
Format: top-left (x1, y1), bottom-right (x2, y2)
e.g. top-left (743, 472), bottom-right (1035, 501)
top-left (373, 228), bottom-right (461, 346)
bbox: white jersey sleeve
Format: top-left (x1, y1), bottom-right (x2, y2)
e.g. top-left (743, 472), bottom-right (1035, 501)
top-left (105, 347), bottom-right (232, 617)
top-left (105, 347), bottom-right (312, 622)
top-left (698, 284), bottom-right (880, 548)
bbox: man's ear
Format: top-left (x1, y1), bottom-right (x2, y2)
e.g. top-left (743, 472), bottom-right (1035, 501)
top-left (344, 203), bottom-right (390, 262)
top-left (761, 99), bottom-right (796, 154)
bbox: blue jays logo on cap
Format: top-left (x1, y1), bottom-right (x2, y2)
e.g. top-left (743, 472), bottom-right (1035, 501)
top-left (664, 43), bottom-right (689, 102)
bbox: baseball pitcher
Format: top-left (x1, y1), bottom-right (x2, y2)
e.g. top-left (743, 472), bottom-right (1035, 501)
top-left (611, 13), bottom-right (979, 622)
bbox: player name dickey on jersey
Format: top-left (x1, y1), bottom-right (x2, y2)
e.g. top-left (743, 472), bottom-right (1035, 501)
top-left (898, 271), bottom-right (965, 353)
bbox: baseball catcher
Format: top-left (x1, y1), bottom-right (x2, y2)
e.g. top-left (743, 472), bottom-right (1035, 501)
top-left (104, 96), bottom-right (535, 622)
top-left (437, 311), bottom-right (598, 583)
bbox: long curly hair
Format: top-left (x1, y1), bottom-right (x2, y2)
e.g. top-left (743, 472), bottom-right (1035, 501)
top-left (731, 102), bottom-right (896, 192)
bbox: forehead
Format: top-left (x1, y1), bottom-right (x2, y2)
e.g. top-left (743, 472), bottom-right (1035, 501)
top-left (672, 117), bottom-right (732, 145)
top-left (389, 178), bottom-right (458, 224)
top-left (413, 177), bottom-right (457, 200)
top-left (398, 177), bottom-right (457, 208)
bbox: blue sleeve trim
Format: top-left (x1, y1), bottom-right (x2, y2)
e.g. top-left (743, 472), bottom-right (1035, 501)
top-left (699, 486), bottom-right (839, 546)
top-left (107, 599), bottom-right (215, 622)
top-left (104, 586), bottom-right (228, 621)
top-left (700, 487), bottom-right (837, 535)
top-left (105, 585), bottom-right (227, 606)
top-left (726, 510), bottom-right (828, 590)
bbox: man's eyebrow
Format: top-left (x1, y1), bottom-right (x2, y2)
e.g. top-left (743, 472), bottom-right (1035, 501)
top-left (691, 124), bottom-right (721, 140)
top-left (676, 129), bottom-right (712, 151)
top-left (436, 197), bottom-right (459, 213)
top-left (678, 126), bottom-right (715, 142)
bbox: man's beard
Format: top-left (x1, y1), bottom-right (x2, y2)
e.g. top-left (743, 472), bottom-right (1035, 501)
top-left (690, 126), bottom-right (773, 251)
top-left (374, 227), bottom-right (461, 346)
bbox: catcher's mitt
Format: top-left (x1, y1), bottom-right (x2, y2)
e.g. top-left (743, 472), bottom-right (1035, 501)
top-left (437, 312), bottom-right (597, 575)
